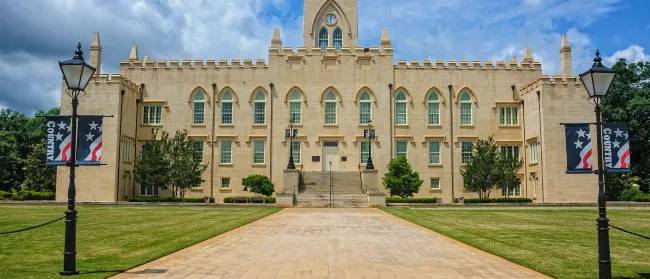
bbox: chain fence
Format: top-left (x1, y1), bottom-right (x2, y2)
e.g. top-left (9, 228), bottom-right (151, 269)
top-left (0, 216), bottom-right (65, 235)
top-left (609, 224), bottom-right (650, 240)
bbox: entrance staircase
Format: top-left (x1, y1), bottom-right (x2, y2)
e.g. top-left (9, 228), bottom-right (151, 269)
top-left (295, 171), bottom-right (367, 208)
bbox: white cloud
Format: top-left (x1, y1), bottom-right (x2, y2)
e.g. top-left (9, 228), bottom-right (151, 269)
top-left (604, 45), bottom-right (650, 65)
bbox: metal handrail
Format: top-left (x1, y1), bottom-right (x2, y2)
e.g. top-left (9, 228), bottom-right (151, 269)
top-left (362, 184), bottom-right (380, 194)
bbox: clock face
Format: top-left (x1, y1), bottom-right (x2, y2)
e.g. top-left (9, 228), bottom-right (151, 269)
top-left (325, 14), bottom-right (337, 25)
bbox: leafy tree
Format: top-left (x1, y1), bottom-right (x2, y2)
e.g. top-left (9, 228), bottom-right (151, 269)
top-left (167, 130), bottom-right (206, 198)
top-left (134, 132), bottom-right (171, 197)
top-left (497, 150), bottom-right (524, 198)
top-left (22, 108), bottom-right (60, 192)
top-left (242, 174), bottom-right (275, 197)
top-left (602, 59), bottom-right (650, 197)
top-left (460, 137), bottom-right (502, 199)
top-left (382, 156), bottom-right (424, 198)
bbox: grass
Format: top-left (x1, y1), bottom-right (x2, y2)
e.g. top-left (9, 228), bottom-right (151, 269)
top-left (0, 205), bottom-right (281, 279)
top-left (383, 208), bottom-right (650, 279)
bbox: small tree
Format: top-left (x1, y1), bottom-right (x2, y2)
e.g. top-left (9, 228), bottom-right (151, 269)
top-left (167, 130), bottom-right (206, 198)
top-left (497, 151), bottom-right (524, 198)
top-left (134, 132), bottom-right (171, 197)
top-left (242, 174), bottom-right (275, 197)
top-left (460, 136), bottom-right (501, 198)
top-left (382, 156), bottom-right (423, 198)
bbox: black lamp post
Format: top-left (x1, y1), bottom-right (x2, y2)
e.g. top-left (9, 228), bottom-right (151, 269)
top-left (58, 43), bottom-right (96, 276)
top-left (287, 119), bottom-right (296, 169)
top-left (366, 119), bottom-right (374, 169)
top-left (579, 49), bottom-right (616, 279)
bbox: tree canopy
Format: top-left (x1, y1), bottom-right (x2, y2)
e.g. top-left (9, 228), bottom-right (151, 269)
top-left (242, 174), bottom-right (275, 197)
top-left (382, 156), bottom-right (424, 198)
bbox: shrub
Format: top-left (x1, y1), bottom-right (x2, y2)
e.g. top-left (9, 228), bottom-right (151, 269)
top-left (223, 197), bottom-right (235, 203)
top-left (222, 196), bottom-right (276, 204)
top-left (128, 197), bottom-right (205, 203)
top-left (265, 197), bottom-right (276, 203)
top-left (386, 197), bottom-right (437, 204)
top-left (620, 188), bottom-right (644, 201)
top-left (0, 190), bottom-right (13, 200)
top-left (382, 156), bottom-right (424, 198)
top-left (633, 194), bottom-right (650, 202)
top-left (22, 191), bottom-right (55, 201)
top-left (464, 198), bottom-right (532, 203)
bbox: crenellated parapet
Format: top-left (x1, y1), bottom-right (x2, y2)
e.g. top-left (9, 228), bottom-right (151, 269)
top-left (91, 74), bottom-right (141, 94)
top-left (119, 59), bottom-right (268, 71)
top-left (269, 45), bottom-right (392, 58)
top-left (518, 75), bottom-right (582, 95)
top-left (393, 60), bottom-right (542, 71)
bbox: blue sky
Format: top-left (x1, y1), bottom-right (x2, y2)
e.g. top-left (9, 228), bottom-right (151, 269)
top-left (1, 0), bottom-right (649, 115)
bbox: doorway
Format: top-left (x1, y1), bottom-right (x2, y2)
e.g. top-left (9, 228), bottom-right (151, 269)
top-left (322, 141), bottom-right (339, 171)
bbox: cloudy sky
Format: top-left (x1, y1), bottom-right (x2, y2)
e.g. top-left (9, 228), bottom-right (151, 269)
top-left (1, 0), bottom-right (649, 116)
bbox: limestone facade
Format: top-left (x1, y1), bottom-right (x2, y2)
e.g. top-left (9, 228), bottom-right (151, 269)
top-left (56, 0), bottom-right (597, 203)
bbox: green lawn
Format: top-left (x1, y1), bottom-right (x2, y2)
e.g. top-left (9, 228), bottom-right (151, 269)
top-left (0, 205), bottom-right (281, 279)
top-left (384, 208), bottom-right (650, 279)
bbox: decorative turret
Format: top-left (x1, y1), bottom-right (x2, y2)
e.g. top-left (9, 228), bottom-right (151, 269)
top-left (380, 29), bottom-right (391, 49)
top-left (90, 32), bottom-right (101, 78)
top-left (271, 28), bottom-right (282, 49)
top-left (511, 55), bottom-right (518, 64)
top-left (560, 33), bottom-right (572, 77)
top-left (128, 45), bottom-right (139, 61)
top-left (522, 46), bottom-right (533, 63)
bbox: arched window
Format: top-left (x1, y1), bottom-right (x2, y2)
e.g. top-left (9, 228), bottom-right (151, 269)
top-left (253, 91), bottom-right (266, 124)
top-left (359, 92), bottom-right (371, 124)
top-left (333, 28), bottom-right (343, 51)
top-left (318, 27), bottom-right (328, 51)
top-left (193, 91), bottom-right (205, 125)
top-left (460, 92), bottom-right (472, 125)
top-left (221, 91), bottom-right (233, 125)
top-left (324, 91), bottom-right (337, 124)
top-left (395, 92), bottom-right (407, 125)
top-left (427, 92), bottom-right (440, 125)
top-left (289, 91), bottom-right (302, 124)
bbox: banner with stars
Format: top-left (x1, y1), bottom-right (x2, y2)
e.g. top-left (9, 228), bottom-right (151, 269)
top-left (603, 123), bottom-right (631, 173)
top-left (44, 116), bottom-right (72, 166)
top-left (564, 123), bottom-right (593, 174)
top-left (76, 116), bottom-right (103, 165)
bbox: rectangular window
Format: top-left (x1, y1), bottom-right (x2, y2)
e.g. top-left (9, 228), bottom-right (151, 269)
top-left (222, 102), bottom-right (233, 124)
top-left (193, 102), bottom-right (205, 125)
top-left (325, 102), bottom-right (336, 124)
top-left (290, 102), bottom-right (301, 124)
top-left (220, 140), bottom-right (232, 164)
top-left (289, 141), bottom-right (301, 164)
top-left (360, 141), bottom-right (369, 164)
top-left (428, 103), bottom-right (440, 125)
top-left (500, 145), bottom-right (520, 159)
top-left (430, 178), bottom-right (440, 189)
top-left (461, 141), bottom-right (473, 164)
top-left (142, 105), bottom-right (162, 125)
top-left (140, 185), bottom-right (158, 196)
top-left (503, 184), bottom-right (521, 197)
top-left (192, 140), bottom-right (204, 162)
top-left (529, 142), bottom-right (538, 163)
top-left (428, 141), bottom-right (441, 164)
top-left (396, 141), bottom-right (408, 159)
top-left (460, 103), bottom-right (472, 125)
top-left (499, 107), bottom-right (519, 125)
top-left (253, 141), bottom-right (265, 164)
top-left (123, 140), bottom-right (132, 163)
top-left (254, 103), bottom-right (265, 124)
top-left (220, 177), bottom-right (230, 189)
top-left (396, 103), bottom-right (407, 124)
top-left (359, 103), bottom-right (371, 124)
top-left (123, 175), bottom-right (129, 198)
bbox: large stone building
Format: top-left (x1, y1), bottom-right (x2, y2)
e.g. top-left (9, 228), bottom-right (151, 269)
top-left (56, 0), bottom-right (597, 204)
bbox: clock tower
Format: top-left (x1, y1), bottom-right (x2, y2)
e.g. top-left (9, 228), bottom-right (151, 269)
top-left (303, 0), bottom-right (358, 48)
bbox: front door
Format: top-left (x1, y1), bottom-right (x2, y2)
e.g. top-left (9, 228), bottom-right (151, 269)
top-left (322, 141), bottom-right (339, 171)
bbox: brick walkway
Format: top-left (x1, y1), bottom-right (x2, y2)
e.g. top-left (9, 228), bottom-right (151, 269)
top-left (112, 208), bottom-right (550, 279)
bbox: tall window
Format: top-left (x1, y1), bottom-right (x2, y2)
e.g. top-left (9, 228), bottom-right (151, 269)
top-left (360, 141), bottom-right (369, 164)
top-left (395, 92), bottom-right (407, 125)
top-left (503, 184), bottom-right (521, 197)
top-left (290, 141), bottom-right (301, 164)
top-left (123, 139), bottom-right (132, 163)
top-left (500, 145), bottom-right (520, 159)
top-left (289, 91), bottom-right (302, 124)
top-left (254, 91), bottom-right (266, 124)
top-left (142, 105), bottom-right (162, 125)
top-left (220, 140), bottom-right (232, 164)
top-left (333, 28), bottom-right (343, 51)
top-left (529, 141), bottom-right (538, 163)
top-left (499, 106), bottom-right (519, 125)
top-left (324, 92), bottom-right (337, 124)
top-left (359, 92), bottom-right (371, 124)
top-left (221, 91), bottom-right (233, 125)
top-left (429, 141), bottom-right (441, 164)
top-left (220, 177), bottom-right (230, 189)
top-left (460, 92), bottom-right (472, 125)
top-left (123, 175), bottom-right (129, 198)
top-left (253, 140), bottom-right (265, 164)
top-left (461, 141), bottom-right (473, 164)
top-left (396, 141), bottom-right (408, 159)
top-left (428, 92), bottom-right (440, 125)
top-left (193, 91), bottom-right (205, 125)
top-left (430, 178), bottom-right (440, 189)
top-left (192, 140), bottom-right (204, 162)
top-left (318, 27), bottom-right (328, 51)
top-left (140, 185), bottom-right (157, 196)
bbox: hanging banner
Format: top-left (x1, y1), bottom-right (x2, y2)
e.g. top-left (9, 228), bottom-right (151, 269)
top-left (564, 123), bottom-right (593, 174)
top-left (76, 116), bottom-right (103, 165)
top-left (44, 116), bottom-right (72, 166)
top-left (603, 123), bottom-right (631, 173)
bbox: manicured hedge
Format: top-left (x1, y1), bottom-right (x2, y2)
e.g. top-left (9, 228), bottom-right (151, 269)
top-left (128, 197), bottom-right (215, 203)
top-left (386, 197), bottom-right (437, 203)
top-left (620, 188), bottom-right (650, 202)
top-left (634, 195), bottom-right (650, 202)
top-left (223, 196), bottom-right (276, 203)
top-left (464, 198), bottom-right (533, 203)
top-left (0, 191), bottom-right (55, 201)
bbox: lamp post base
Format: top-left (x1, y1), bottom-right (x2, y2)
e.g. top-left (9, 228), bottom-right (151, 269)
top-left (60, 271), bottom-right (79, 276)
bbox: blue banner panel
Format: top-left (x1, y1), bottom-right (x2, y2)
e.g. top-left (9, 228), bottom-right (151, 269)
top-left (564, 123), bottom-right (593, 174)
top-left (44, 116), bottom-right (72, 166)
top-left (603, 123), bottom-right (631, 173)
top-left (76, 116), bottom-right (103, 165)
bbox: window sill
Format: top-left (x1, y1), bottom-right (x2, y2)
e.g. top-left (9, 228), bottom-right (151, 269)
top-left (190, 187), bottom-right (203, 191)
top-left (252, 164), bottom-right (267, 168)
top-left (324, 124), bottom-right (338, 127)
top-left (290, 124), bottom-right (303, 127)
top-left (220, 124), bottom-right (234, 127)
top-left (219, 163), bottom-right (234, 167)
top-left (429, 189), bottom-right (442, 193)
top-left (459, 125), bottom-right (474, 128)
top-left (191, 124), bottom-right (206, 127)
top-left (219, 188), bottom-right (232, 193)
top-left (395, 124), bottom-right (409, 128)
top-left (199, 163), bottom-right (207, 166)
top-left (427, 124), bottom-right (442, 128)
top-left (252, 124), bottom-right (267, 127)
top-left (428, 164), bottom-right (443, 168)
top-left (122, 161), bottom-right (133, 165)
top-left (141, 124), bottom-right (163, 127)
top-left (528, 162), bottom-right (539, 166)
top-left (498, 125), bottom-right (521, 128)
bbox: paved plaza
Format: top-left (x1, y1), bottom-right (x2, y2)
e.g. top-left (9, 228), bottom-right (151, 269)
top-left (112, 209), bottom-right (550, 279)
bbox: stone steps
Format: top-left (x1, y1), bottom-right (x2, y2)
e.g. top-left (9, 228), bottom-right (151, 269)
top-left (295, 194), bottom-right (368, 208)
top-left (300, 171), bottom-right (362, 194)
